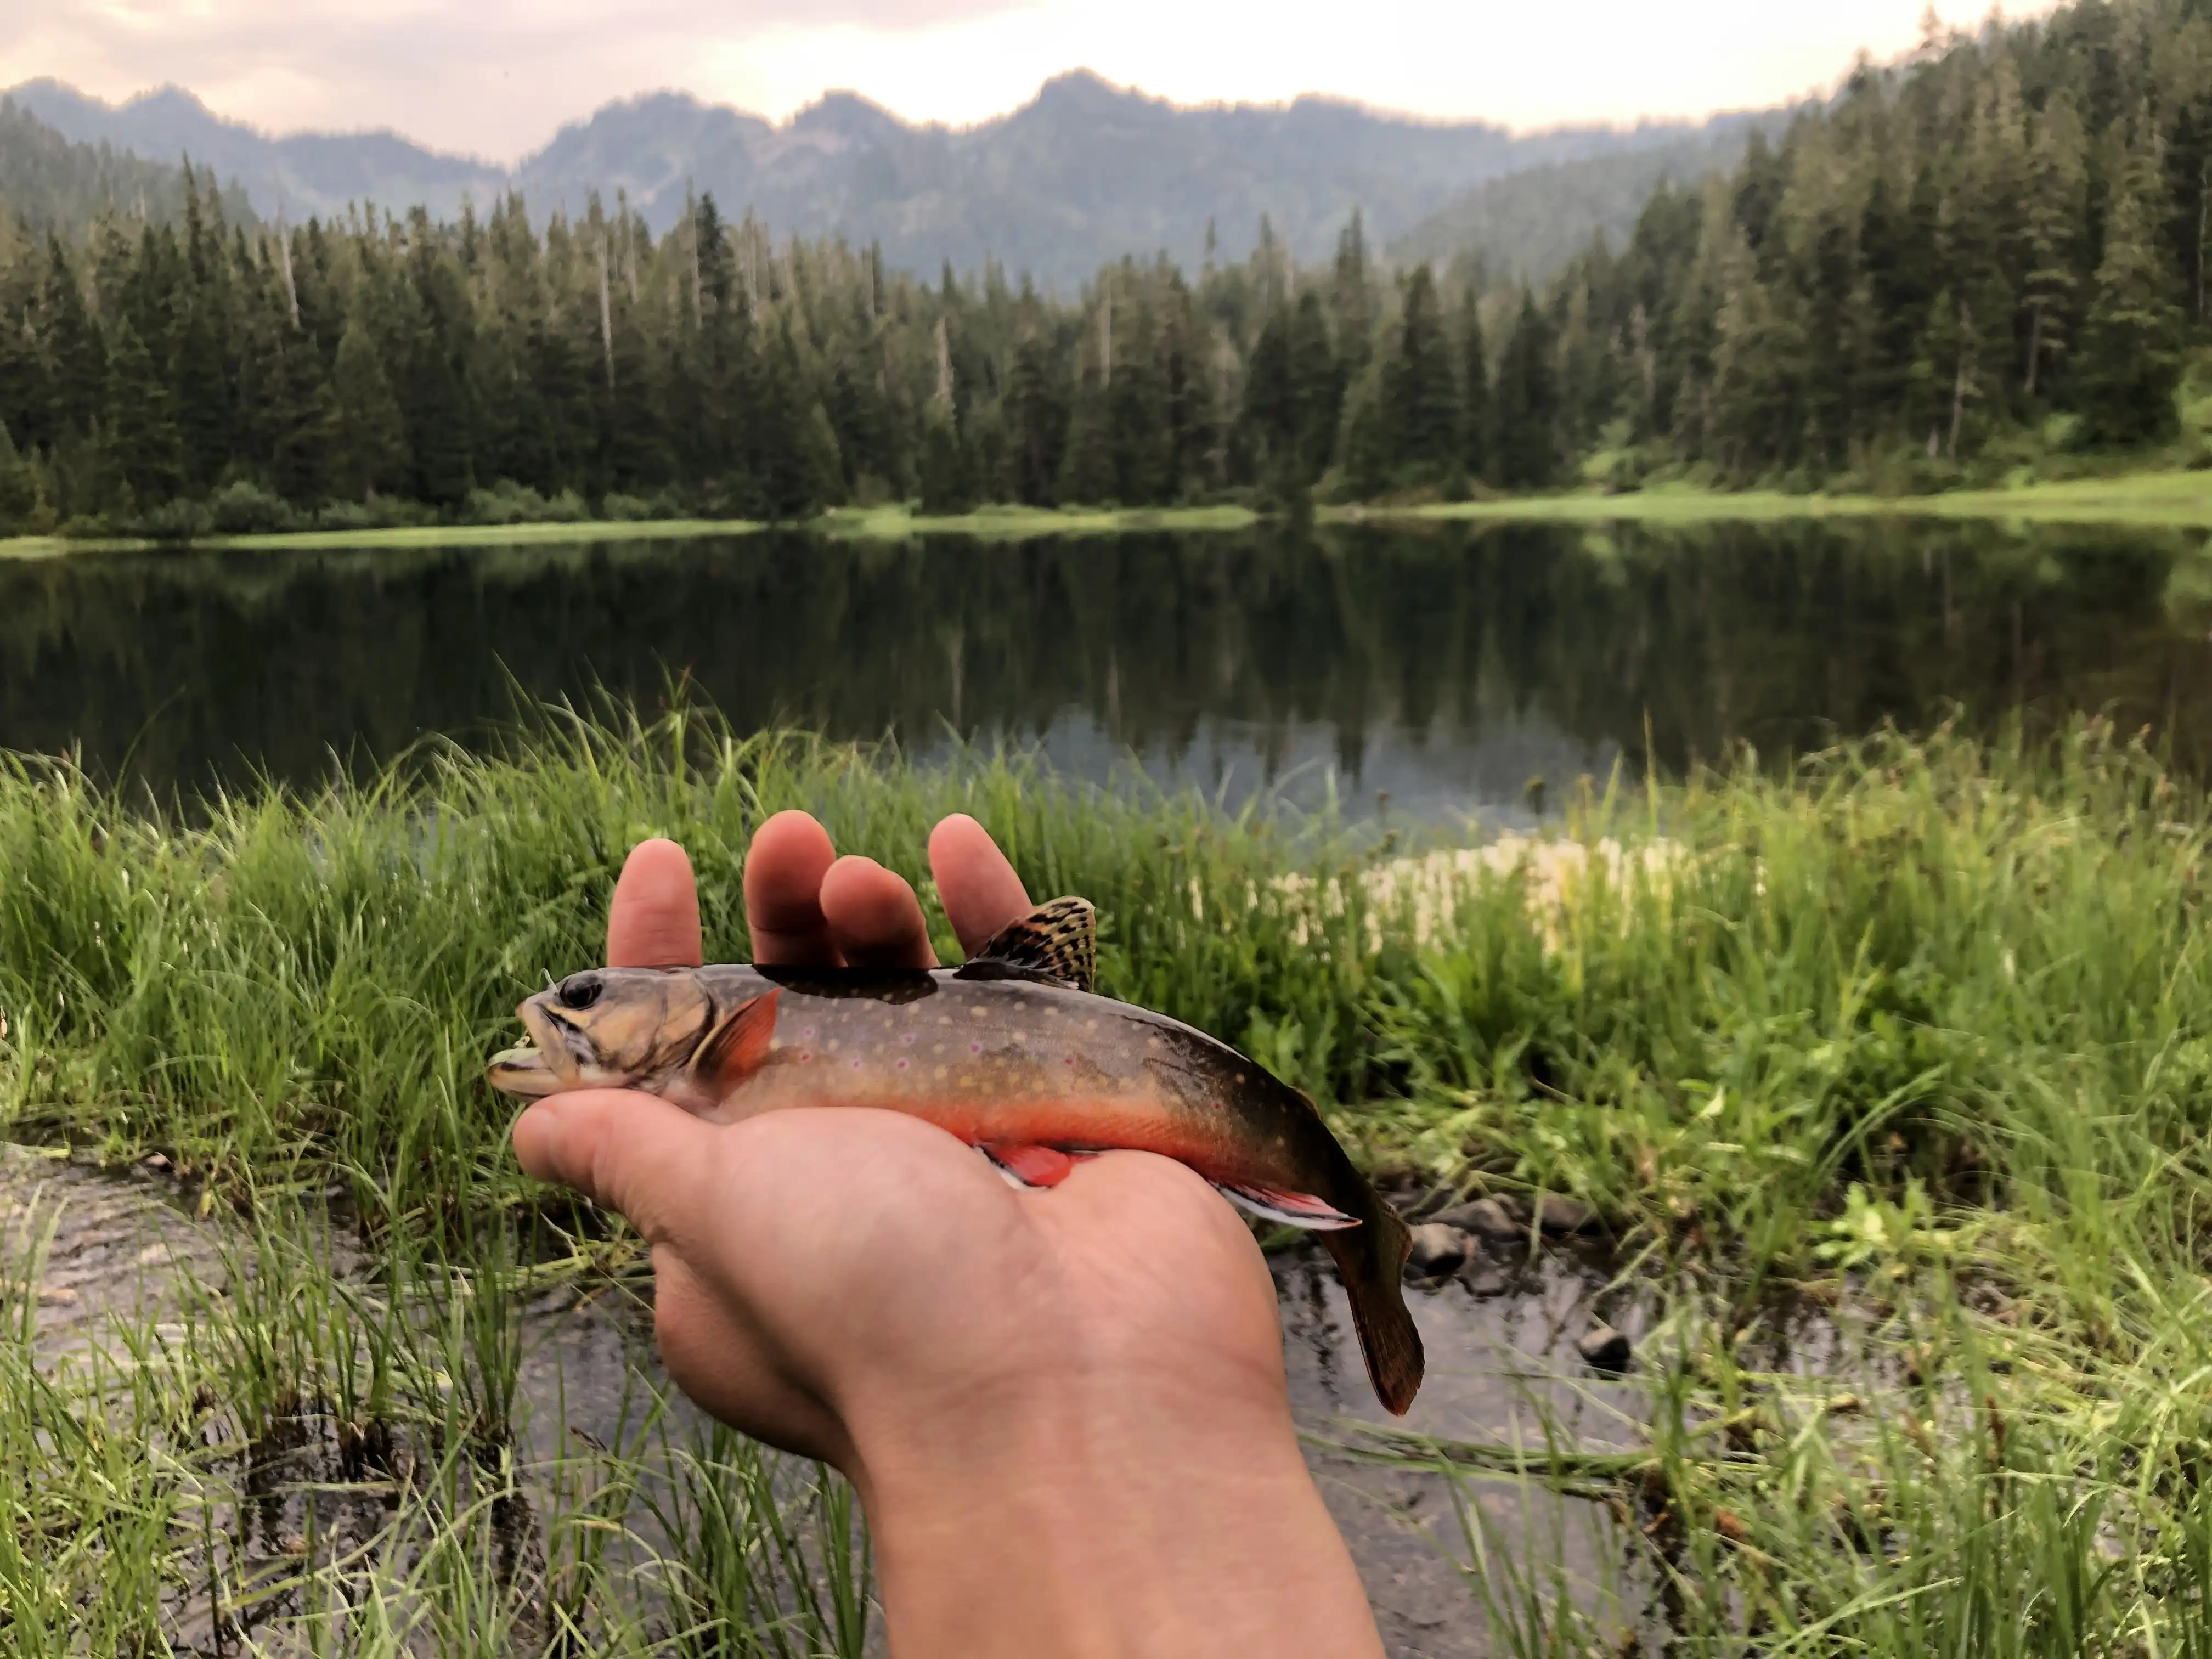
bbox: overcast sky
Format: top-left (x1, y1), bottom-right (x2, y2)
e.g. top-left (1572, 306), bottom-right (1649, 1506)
top-left (1, 0), bottom-right (2063, 162)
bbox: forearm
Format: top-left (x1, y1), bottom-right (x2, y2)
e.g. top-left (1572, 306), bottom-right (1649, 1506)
top-left (850, 1379), bottom-right (1384, 1659)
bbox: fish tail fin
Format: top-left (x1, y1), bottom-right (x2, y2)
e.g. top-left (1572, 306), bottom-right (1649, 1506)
top-left (1321, 1203), bottom-right (1425, 1417)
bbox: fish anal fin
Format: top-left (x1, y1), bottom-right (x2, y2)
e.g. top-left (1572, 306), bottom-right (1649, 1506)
top-left (981, 1143), bottom-right (1080, 1188)
top-left (689, 990), bottom-right (780, 1094)
top-left (957, 897), bottom-right (1097, 994)
top-left (1216, 1182), bottom-right (1360, 1232)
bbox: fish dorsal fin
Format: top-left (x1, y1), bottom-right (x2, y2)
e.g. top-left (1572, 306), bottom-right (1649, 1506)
top-left (956, 898), bottom-right (1096, 994)
top-left (688, 990), bottom-right (780, 1094)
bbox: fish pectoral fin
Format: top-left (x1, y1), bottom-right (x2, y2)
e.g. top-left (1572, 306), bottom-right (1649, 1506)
top-left (979, 1143), bottom-right (1083, 1189)
top-left (687, 990), bottom-right (781, 1094)
top-left (956, 897), bottom-right (1098, 994)
top-left (1216, 1182), bottom-right (1360, 1232)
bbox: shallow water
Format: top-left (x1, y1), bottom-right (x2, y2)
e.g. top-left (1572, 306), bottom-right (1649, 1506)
top-left (1276, 1238), bottom-right (1652, 1656)
top-left (7, 520), bottom-right (2212, 815)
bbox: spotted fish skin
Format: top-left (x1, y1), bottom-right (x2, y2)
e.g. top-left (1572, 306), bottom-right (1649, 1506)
top-left (490, 959), bottom-right (1424, 1414)
top-left (706, 967), bottom-right (1342, 1185)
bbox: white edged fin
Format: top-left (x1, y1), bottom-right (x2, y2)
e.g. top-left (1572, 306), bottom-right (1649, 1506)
top-left (978, 1146), bottom-right (1042, 1190)
top-left (1216, 1182), bottom-right (1360, 1232)
top-left (978, 1143), bottom-right (1089, 1190)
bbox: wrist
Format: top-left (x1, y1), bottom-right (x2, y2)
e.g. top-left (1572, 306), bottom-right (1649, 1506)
top-left (844, 1362), bottom-right (1381, 1658)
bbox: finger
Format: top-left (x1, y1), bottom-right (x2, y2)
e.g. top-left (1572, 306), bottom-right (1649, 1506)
top-left (928, 814), bottom-right (1032, 958)
top-left (820, 856), bottom-right (938, 969)
top-left (512, 1091), bottom-right (718, 1250)
top-left (746, 811), bottom-right (841, 964)
top-left (608, 839), bottom-right (704, 968)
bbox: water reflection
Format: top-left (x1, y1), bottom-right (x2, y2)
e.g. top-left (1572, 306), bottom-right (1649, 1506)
top-left (2, 520), bottom-right (2208, 811)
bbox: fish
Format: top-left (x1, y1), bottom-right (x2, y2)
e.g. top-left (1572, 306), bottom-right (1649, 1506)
top-left (488, 896), bottom-right (1425, 1414)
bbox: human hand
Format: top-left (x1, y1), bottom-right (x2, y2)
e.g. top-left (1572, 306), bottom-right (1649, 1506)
top-left (511, 813), bottom-right (1383, 1657)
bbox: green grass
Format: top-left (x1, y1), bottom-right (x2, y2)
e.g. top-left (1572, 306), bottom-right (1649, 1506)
top-left (0, 502), bottom-right (1257, 559)
top-left (814, 501), bottom-right (1264, 539)
top-left (0, 516), bottom-right (766, 560)
top-left (10, 710), bottom-right (2212, 1649)
top-left (9, 465), bottom-right (2212, 561)
top-left (1393, 467), bottom-right (2212, 530)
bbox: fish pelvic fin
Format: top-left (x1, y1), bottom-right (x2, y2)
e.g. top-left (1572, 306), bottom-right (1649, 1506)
top-left (956, 897), bottom-right (1097, 994)
top-left (980, 1143), bottom-right (1087, 1188)
top-left (687, 990), bottom-right (780, 1098)
top-left (1216, 1182), bottom-right (1359, 1231)
top-left (1322, 1205), bottom-right (1426, 1417)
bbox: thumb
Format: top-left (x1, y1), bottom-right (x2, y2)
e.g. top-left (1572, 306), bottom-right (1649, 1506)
top-left (512, 1090), bottom-right (719, 1249)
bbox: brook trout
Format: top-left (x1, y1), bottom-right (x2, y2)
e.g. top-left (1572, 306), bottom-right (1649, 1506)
top-left (489, 898), bottom-right (1424, 1413)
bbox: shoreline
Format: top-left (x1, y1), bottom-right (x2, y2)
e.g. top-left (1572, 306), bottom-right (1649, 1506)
top-left (5, 469), bottom-right (2211, 558)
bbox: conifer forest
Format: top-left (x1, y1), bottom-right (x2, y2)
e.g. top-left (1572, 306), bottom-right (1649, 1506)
top-left (3, 0), bottom-right (2211, 536)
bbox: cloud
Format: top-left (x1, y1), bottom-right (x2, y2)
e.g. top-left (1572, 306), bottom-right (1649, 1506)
top-left (729, 0), bottom-right (2063, 132)
top-left (0, 0), bottom-right (2062, 163)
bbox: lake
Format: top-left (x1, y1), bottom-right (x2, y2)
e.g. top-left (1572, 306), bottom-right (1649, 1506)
top-left (7, 517), bottom-right (2211, 816)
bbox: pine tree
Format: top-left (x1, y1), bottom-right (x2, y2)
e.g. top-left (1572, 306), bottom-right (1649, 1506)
top-left (917, 406), bottom-right (969, 514)
top-left (401, 221), bottom-right (477, 505)
top-left (2077, 125), bottom-right (2185, 446)
top-left (753, 315), bottom-right (843, 518)
top-left (0, 420), bottom-right (37, 532)
top-left (1334, 357), bottom-right (1391, 501)
top-left (1058, 370), bottom-right (1115, 505)
top-left (330, 314), bottom-right (406, 501)
top-left (1330, 211), bottom-right (1375, 383)
top-left (1286, 291), bottom-right (1341, 478)
top-left (917, 316), bottom-right (971, 512)
top-left (1240, 303), bottom-right (1297, 469)
top-left (267, 315), bottom-right (334, 502)
top-left (1380, 265), bottom-right (1460, 486)
top-left (1460, 290), bottom-right (1493, 483)
top-left (1008, 311), bottom-right (1070, 505)
top-left (172, 170), bottom-right (236, 490)
top-left (1708, 227), bottom-right (1812, 476)
top-left (102, 315), bottom-right (184, 505)
top-left (39, 236), bottom-right (101, 441)
top-left (1492, 291), bottom-right (1560, 489)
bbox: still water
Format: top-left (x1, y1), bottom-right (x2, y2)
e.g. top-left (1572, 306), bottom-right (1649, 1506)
top-left (6, 518), bottom-right (2211, 815)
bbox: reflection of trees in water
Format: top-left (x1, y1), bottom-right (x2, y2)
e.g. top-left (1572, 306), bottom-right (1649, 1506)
top-left (1517, 522), bottom-right (2208, 776)
top-left (0, 522), bottom-right (2203, 802)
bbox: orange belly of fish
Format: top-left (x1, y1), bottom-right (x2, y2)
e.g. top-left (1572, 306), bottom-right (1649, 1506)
top-left (736, 1085), bottom-right (1248, 1189)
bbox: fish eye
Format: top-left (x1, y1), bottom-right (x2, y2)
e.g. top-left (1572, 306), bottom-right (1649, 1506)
top-left (555, 973), bottom-right (605, 1012)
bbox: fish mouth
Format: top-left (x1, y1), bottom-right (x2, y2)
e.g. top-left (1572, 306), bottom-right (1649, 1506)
top-left (487, 1043), bottom-right (560, 1099)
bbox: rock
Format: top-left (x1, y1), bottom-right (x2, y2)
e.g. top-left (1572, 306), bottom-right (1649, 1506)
top-left (1460, 1263), bottom-right (1511, 1298)
top-left (1577, 1323), bottom-right (1633, 1373)
top-left (1429, 1197), bottom-right (1524, 1239)
top-left (1404, 1223), bottom-right (1474, 1277)
top-left (1537, 1195), bottom-right (1604, 1235)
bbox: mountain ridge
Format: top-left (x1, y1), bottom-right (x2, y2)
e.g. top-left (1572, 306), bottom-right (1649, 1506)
top-left (2, 71), bottom-right (1774, 284)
